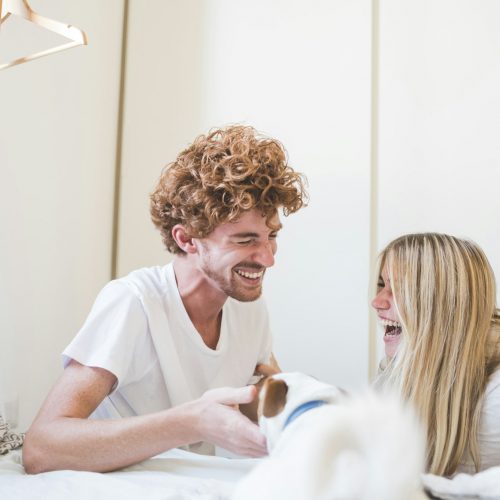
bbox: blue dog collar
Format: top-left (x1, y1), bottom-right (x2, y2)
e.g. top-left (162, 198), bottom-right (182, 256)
top-left (283, 400), bottom-right (327, 429)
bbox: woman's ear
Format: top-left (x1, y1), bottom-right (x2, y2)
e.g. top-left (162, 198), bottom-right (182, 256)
top-left (171, 224), bottom-right (197, 254)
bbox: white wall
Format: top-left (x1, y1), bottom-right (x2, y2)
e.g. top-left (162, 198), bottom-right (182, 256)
top-left (0, 0), bottom-right (125, 430)
top-left (118, 0), bottom-right (373, 390)
top-left (376, 0), bottom-right (500, 360)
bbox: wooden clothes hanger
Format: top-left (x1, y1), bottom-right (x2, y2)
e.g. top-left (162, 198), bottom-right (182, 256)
top-left (0, 0), bottom-right (87, 70)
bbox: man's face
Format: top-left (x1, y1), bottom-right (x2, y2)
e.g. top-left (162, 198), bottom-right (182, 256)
top-left (195, 208), bottom-right (281, 302)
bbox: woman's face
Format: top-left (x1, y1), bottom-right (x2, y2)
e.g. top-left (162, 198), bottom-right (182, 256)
top-left (371, 265), bottom-right (402, 358)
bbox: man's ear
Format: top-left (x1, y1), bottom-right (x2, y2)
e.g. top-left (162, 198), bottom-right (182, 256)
top-left (260, 378), bottom-right (288, 418)
top-left (171, 224), bottom-right (197, 254)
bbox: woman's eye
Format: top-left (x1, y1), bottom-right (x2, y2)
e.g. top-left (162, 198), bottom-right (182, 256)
top-left (237, 240), bottom-right (252, 245)
top-left (377, 280), bottom-right (385, 288)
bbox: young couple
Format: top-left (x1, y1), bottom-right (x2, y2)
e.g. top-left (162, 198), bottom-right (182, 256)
top-left (23, 126), bottom-right (500, 477)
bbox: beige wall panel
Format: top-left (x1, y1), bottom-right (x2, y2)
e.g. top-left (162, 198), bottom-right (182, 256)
top-left (117, 0), bottom-right (207, 276)
top-left (0, 0), bottom-right (125, 429)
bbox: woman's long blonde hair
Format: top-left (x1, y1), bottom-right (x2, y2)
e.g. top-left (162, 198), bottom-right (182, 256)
top-left (377, 233), bottom-right (500, 476)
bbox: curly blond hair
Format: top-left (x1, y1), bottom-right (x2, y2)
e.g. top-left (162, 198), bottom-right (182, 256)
top-left (150, 125), bottom-right (308, 254)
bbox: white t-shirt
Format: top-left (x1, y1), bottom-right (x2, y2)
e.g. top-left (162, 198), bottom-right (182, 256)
top-left (457, 368), bottom-right (500, 473)
top-left (63, 264), bottom-right (272, 444)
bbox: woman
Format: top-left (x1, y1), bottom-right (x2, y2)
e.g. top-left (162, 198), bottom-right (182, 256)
top-left (372, 233), bottom-right (500, 476)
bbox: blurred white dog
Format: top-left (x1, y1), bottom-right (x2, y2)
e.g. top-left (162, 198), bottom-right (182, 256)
top-left (232, 372), bottom-right (427, 500)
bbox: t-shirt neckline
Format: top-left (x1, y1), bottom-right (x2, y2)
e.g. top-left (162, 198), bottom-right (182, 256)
top-left (164, 263), bottom-right (228, 355)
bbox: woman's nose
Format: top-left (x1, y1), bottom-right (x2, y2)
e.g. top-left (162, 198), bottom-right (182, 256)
top-left (371, 290), bottom-right (390, 310)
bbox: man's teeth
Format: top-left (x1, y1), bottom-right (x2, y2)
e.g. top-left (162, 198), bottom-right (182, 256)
top-left (236, 269), bottom-right (263, 279)
top-left (380, 319), bottom-right (402, 328)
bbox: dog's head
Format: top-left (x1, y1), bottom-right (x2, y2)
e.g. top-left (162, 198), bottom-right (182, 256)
top-left (257, 372), bottom-right (344, 451)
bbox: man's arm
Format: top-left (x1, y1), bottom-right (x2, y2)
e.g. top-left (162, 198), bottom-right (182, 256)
top-left (23, 360), bottom-right (266, 474)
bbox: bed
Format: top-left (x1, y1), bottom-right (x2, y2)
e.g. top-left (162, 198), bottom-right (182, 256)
top-left (0, 447), bottom-right (256, 500)
top-left (2, 446), bottom-right (500, 499)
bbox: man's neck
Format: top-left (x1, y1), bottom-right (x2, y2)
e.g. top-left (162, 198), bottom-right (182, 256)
top-left (172, 256), bottom-right (227, 349)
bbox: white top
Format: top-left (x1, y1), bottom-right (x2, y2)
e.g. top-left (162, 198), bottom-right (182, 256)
top-left (63, 264), bottom-right (272, 453)
top-left (457, 369), bottom-right (500, 473)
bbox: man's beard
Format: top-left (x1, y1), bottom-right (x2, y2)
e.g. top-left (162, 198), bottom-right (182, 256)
top-left (201, 260), bottom-right (263, 302)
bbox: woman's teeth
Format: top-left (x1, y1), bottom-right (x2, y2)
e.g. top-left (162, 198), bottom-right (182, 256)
top-left (379, 319), bottom-right (402, 328)
top-left (385, 327), bottom-right (401, 337)
top-left (236, 269), bottom-right (263, 279)
top-left (379, 319), bottom-right (402, 337)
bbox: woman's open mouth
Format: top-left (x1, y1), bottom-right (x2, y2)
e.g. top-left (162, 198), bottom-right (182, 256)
top-left (380, 319), bottom-right (402, 339)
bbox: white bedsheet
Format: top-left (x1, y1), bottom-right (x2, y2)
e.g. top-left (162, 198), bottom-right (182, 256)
top-left (3, 447), bottom-right (500, 499)
top-left (0, 448), bottom-right (257, 500)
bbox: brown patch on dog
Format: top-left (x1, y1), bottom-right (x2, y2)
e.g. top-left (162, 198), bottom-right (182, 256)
top-left (260, 378), bottom-right (289, 418)
top-left (239, 375), bottom-right (269, 422)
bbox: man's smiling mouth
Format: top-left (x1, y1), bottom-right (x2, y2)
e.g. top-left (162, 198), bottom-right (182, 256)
top-left (235, 269), bottom-right (264, 280)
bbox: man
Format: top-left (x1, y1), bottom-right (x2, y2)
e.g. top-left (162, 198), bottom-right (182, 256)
top-left (23, 125), bottom-right (306, 473)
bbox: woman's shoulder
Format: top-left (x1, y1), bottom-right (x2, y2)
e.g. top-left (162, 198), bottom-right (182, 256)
top-left (480, 369), bottom-right (500, 433)
top-left (456, 370), bottom-right (500, 474)
top-left (485, 369), bottom-right (500, 397)
top-left (475, 369), bottom-right (500, 471)
top-left (482, 369), bottom-right (500, 415)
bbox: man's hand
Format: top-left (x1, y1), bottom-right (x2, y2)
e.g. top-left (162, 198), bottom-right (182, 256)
top-left (254, 364), bottom-right (280, 378)
top-left (193, 386), bottom-right (267, 457)
top-left (255, 352), bottom-right (281, 377)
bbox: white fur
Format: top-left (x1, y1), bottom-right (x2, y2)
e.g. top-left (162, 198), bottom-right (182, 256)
top-left (232, 372), bottom-right (427, 500)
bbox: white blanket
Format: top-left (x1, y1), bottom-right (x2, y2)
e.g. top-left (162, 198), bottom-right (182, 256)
top-left (422, 468), bottom-right (500, 499)
top-left (0, 448), bottom-right (257, 500)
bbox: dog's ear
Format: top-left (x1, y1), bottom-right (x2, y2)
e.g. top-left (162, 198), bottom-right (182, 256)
top-left (261, 378), bottom-right (288, 418)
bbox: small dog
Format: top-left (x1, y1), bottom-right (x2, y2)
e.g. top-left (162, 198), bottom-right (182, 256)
top-left (233, 372), bottom-right (427, 500)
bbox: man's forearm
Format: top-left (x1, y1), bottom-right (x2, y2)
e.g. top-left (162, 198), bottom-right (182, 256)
top-left (23, 403), bottom-right (199, 473)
